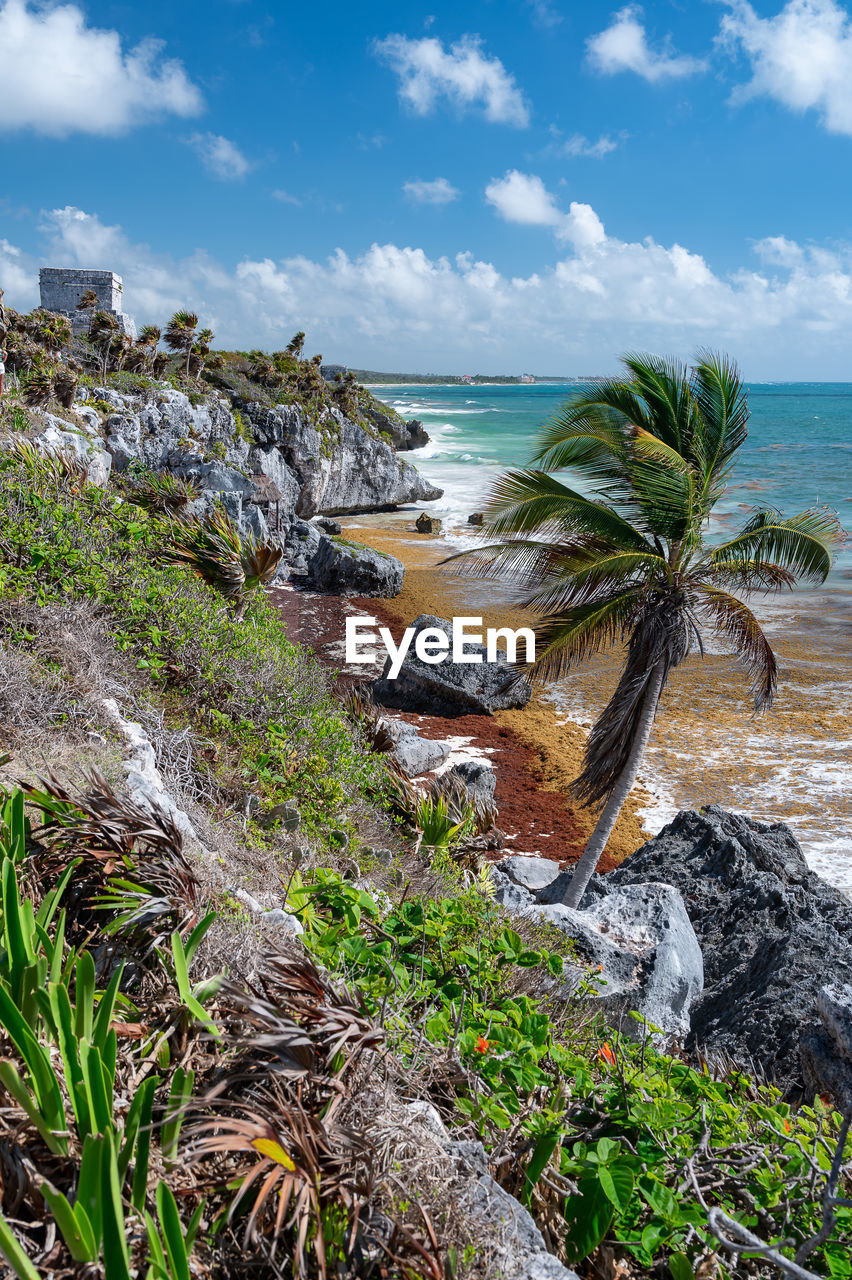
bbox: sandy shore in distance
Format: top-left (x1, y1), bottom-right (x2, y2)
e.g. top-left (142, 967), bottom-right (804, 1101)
top-left (335, 513), bottom-right (650, 865)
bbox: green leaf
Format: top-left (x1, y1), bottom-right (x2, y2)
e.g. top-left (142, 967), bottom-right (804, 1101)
top-left (564, 1175), bottom-right (614, 1264)
top-left (598, 1163), bottom-right (634, 1214)
top-left (101, 1132), bottom-right (131, 1280)
top-left (77, 1133), bottom-right (105, 1249)
top-left (40, 1181), bottom-right (98, 1263)
top-left (162, 1067), bottom-right (195, 1167)
top-left (92, 962), bottom-right (124, 1051)
top-left (183, 911), bottom-right (216, 967)
top-left (74, 950), bottom-right (96, 1042)
top-left (0, 1058), bottom-right (66, 1153)
top-left (0, 987), bottom-right (67, 1151)
top-left (157, 1181), bottom-right (191, 1280)
top-left (0, 1211), bottom-right (41, 1279)
top-left (641, 1177), bottom-right (679, 1223)
top-left (669, 1252), bottom-right (694, 1280)
top-left (131, 1075), bottom-right (157, 1211)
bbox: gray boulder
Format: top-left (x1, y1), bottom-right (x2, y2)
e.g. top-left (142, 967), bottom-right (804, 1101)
top-left (308, 536), bottom-right (404, 597)
top-left (385, 722), bottom-right (450, 777)
top-left (277, 516), bottom-right (322, 578)
top-left (491, 868), bottom-right (537, 912)
top-left (371, 614), bottom-right (531, 716)
top-left (529, 881), bottom-right (704, 1042)
top-left (415, 512), bottom-right (442, 533)
top-left (33, 413), bottom-right (112, 487)
top-left (609, 806), bottom-right (852, 1089)
top-left (448, 759), bottom-right (497, 805)
top-left (499, 854), bottom-right (561, 894)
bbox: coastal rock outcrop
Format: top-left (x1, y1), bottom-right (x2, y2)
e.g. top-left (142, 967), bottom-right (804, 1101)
top-left (371, 614), bottom-right (532, 716)
top-left (801, 984), bottom-right (852, 1113)
top-left (382, 720), bottom-right (451, 777)
top-left (242, 400), bottom-right (441, 517)
top-left (608, 806), bottom-right (852, 1089)
top-left (34, 412), bottom-right (112, 487)
top-left (307, 536), bottom-right (405, 597)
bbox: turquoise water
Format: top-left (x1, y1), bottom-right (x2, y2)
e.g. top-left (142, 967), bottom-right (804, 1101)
top-left (376, 381), bottom-right (852, 576)
top-left (371, 381), bottom-right (852, 890)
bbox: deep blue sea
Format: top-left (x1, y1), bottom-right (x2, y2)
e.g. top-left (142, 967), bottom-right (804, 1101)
top-left (371, 381), bottom-right (852, 892)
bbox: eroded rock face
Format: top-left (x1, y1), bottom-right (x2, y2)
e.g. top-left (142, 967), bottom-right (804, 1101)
top-left (609, 806), bottom-right (852, 1089)
top-left (382, 720), bottom-right (451, 777)
top-left (243, 401), bottom-right (441, 517)
top-left (371, 614), bottom-right (532, 716)
top-left (307, 536), bottom-right (404, 597)
top-left (528, 881), bottom-right (704, 1042)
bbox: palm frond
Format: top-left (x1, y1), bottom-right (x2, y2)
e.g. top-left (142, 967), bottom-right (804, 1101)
top-left (481, 468), bottom-right (654, 550)
top-left (524, 589), bottom-right (646, 684)
top-left (620, 352), bottom-right (699, 456)
top-left (694, 585), bottom-right (777, 709)
top-left (698, 557), bottom-right (797, 594)
top-left (691, 350), bottom-right (749, 489)
top-left (710, 507), bottom-right (842, 584)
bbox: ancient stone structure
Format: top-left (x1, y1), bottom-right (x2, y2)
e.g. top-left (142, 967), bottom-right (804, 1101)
top-left (38, 267), bottom-right (136, 338)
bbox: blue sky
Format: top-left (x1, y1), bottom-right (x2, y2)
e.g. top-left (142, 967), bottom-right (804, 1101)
top-left (4, 0), bottom-right (852, 375)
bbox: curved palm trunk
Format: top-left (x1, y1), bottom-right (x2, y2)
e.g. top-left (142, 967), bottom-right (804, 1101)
top-left (562, 658), bottom-right (666, 909)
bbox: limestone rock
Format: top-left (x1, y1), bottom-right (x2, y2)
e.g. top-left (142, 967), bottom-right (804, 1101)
top-left (307, 536), bottom-right (404, 597)
top-left (468, 512), bottom-right (485, 525)
top-left (371, 614), bottom-right (531, 716)
top-left (385, 722), bottom-right (450, 777)
top-left (801, 984), bottom-right (852, 1112)
top-left (609, 806), bottom-right (852, 1089)
top-left (529, 881), bottom-right (704, 1042)
top-left (34, 413), bottom-right (112, 487)
top-left (448, 759), bottom-right (497, 805)
top-left (499, 854), bottom-right (561, 894)
top-left (415, 512), bottom-right (442, 534)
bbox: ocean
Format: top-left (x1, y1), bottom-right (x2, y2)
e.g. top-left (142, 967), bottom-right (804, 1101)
top-left (373, 381), bottom-right (852, 892)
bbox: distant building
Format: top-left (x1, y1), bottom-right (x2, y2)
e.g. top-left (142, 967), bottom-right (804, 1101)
top-left (519, 373), bottom-right (535, 384)
top-left (38, 268), bottom-right (137, 339)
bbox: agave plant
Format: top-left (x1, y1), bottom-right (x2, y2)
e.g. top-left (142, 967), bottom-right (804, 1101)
top-left (125, 469), bottom-right (202, 515)
top-left (21, 363), bottom-right (53, 408)
top-left (163, 507), bottom-right (283, 614)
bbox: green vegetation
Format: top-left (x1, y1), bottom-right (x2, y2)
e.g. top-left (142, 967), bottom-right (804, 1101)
top-left (454, 352), bottom-right (842, 907)
top-left (0, 449), bottom-right (381, 839)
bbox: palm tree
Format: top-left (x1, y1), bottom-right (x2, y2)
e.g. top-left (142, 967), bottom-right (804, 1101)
top-left (75, 289), bottom-right (98, 319)
top-left (452, 352), bottom-right (841, 908)
top-left (88, 311), bottom-right (120, 380)
top-left (164, 310), bottom-right (199, 379)
top-left (286, 331), bottom-right (306, 360)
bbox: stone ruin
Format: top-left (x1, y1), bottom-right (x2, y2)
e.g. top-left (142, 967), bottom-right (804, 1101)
top-left (38, 267), bottom-right (137, 339)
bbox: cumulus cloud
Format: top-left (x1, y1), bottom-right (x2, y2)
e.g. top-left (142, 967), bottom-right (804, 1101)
top-left (561, 132), bottom-right (620, 157)
top-left (5, 203), bottom-right (852, 376)
top-left (587, 5), bottom-right (707, 82)
top-left (374, 33), bottom-right (530, 126)
top-left (486, 170), bottom-right (607, 248)
top-left (0, 0), bottom-right (202, 136)
top-left (403, 177), bottom-right (460, 204)
top-left (186, 133), bottom-right (252, 181)
top-left (720, 0), bottom-right (852, 135)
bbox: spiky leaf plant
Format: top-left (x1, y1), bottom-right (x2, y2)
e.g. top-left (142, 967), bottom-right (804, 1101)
top-left (163, 507), bottom-right (283, 612)
top-left (450, 351), bottom-right (843, 907)
top-left (164, 310), bottom-right (199, 379)
top-left (124, 469), bottom-right (202, 515)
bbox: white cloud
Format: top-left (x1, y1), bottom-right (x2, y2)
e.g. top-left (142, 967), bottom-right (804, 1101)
top-left (720, 0), bottom-right (852, 135)
top-left (587, 5), bottom-right (707, 82)
top-left (486, 170), bottom-right (607, 248)
top-left (272, 189), bottom-right (303, 207)
top-left (403, 177), bottom-right (460, 205)
top-left (485, 170), bottom-right (563, 227)
top-left (6, 203), bottom-right (852, 376)
top-left (374, 33), bottom-right (530, 126)
top-left (527, 0), bottom-right (563, 29)
top-left (561, 132), bottom-right (620, 157)
top-left (186, 133), bottom-right (251, 181)
top-left (0, 0), bottom-right (202, 136)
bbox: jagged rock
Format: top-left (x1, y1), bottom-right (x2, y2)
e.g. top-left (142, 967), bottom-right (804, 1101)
top-left (277, 516), bottom-right (322, 578)
top-left (364, 403), bottom-right (430, 451)
top-left (34, 413), bottom-right (112, 487)
top-left (499, 854), bottom-right (561, 894)
top-left (415, 512), bottom-right (442, 533)
top-left (308, 536), bottom-right (404, 597)
top-left (608, 806), bottom-right (852, 1088)
top-left (177, 461), bottom-right (254, 495)
top-left (315, 516), bottom-right (342, 535)
top-left (243, 400), bottom-right (442, 516)
top-left (247, 446), bottom-right (301, 511)
top-left (801, 984), bottom-right (852, 1112)
top-left (529, 881), bottom-right (704, 1042)
top-left (448, 759), bottom-right (497, 805)
top-left (468, 512), bottom-right (485, 525)
top-left (371, 614), bottom-right (531, 716)
top-left (491, 868), bottom-right (535, 912)
top-left (384, 721), bottom-right (450, 777)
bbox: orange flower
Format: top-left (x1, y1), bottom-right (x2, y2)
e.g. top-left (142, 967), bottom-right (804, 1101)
top-left (596, 965), bottom-right (604, 972)
top-left (783, 1120), bottom-right (791, 1133)
top-left (475, 1035), bottom-right (490, 1054)
top-left (599, 1042), bottom-right (616, 1066)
